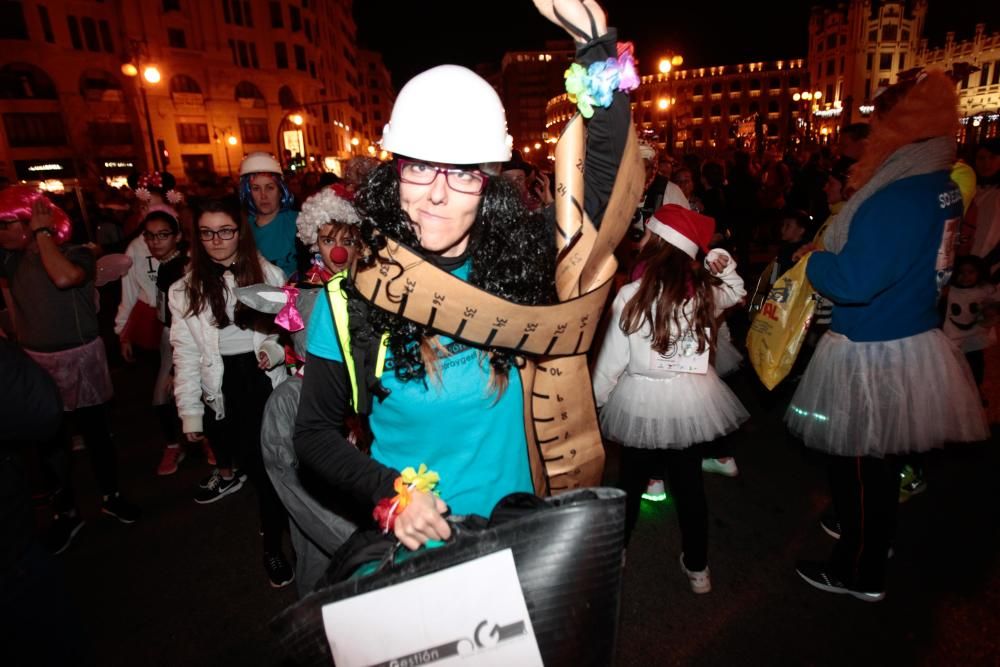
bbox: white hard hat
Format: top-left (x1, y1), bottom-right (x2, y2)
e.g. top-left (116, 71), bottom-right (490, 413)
top-left (381, 65), bottom-right (513, 165)
top-left (239, 152), bottom-right (282, 177)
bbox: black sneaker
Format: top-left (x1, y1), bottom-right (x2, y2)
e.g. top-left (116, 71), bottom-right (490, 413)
top-left (198, 467), bottom-right (248, 489)
top-left (795, 560), bottom-right (885, 602)
top-left (819, 511), bottom-right (841, 540)
top-left (194, 471), bottom-right (243, 504)
top-left (264, 551), bottom-right (294, 589)
top-left (43, 513), bottom-right (85, 555)
top-left (101, 493), bottom-right (140, 524)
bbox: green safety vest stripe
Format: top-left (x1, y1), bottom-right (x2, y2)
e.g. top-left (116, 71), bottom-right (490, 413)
top-left (325, 271), bottom-right (387, 412)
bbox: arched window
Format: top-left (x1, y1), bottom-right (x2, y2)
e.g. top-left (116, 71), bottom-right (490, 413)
top-left (79, 69), bottom-right (122, 101)
top-left (170, 74), bottom-right (202, 95)
top-left (235, 81), bottom-right (266, 108)
top-left (0, 63), bottom-right (57, 99)
top-left (278, 85), bottom-right (297, 109)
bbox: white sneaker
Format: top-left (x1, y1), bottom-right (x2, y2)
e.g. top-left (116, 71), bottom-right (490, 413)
top-left (702, 458), bottom-right (739, 477)
top-left (642, 479), bottom-right (667, 501)
top-left (680, 553), bottom-right (711, 594)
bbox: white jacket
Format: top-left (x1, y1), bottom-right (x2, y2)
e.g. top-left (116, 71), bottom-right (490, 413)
top-left (593, 249), bottom-right (746, 406)
top-left (169, 256), bottom-right (287, 434)
top-left (114, 236), bottom-right (160, 334)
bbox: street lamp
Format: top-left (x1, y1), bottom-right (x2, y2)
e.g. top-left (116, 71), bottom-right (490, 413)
top-left (792, 90), bottom-right (823, 143)
top-left (213, 127), bottom-right (238, 178)
top-left (657, 96), bottom-right (677, 149)
top-left (122, 40), bottom-right (162, 172)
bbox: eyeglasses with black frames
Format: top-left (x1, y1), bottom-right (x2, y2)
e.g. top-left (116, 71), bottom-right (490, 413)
top-left (198, 227), bottom-right (239, 241)
top-left (396, 158), bottom-right (489, 195)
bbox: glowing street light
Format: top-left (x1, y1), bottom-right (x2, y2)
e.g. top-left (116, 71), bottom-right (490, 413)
top-left (227, 135), bottom-right (238, 146)
top-left (671, 55), bottom-right (684, 67)
top-left (142, 66), bottom-right (161, 84)
top-left (290, 114), bottom-right (304, 126)
top-left (658, 97), bottom-right (672, 110)
top-left (120, 63), bottom-right (138, 77)
top-left (659, 59), bottom-right (672, 74)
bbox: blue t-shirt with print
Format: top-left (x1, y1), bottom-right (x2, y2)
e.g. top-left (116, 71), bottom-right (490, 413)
top-left (306, 261), bottom-right (533, 518)
top-left (251, 208), bottom-right (298, 277)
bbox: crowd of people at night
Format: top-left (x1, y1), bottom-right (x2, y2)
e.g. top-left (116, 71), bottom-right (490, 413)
top-left (2, 0), bottom-right (1000, 663)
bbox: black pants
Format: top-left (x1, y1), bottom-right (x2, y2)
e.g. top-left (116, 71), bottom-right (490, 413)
top-left (42, 403), bottom-right (119, 514)
top-left (619, 444), bottom-right (709, 571)
top-left (203, 353), bottom-right (288, 552)
top-left (827, 454), bottom-right (901, 592)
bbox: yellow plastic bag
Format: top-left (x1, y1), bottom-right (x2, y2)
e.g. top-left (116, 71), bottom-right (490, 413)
top-left (746, 254), bottom-right (816, 390)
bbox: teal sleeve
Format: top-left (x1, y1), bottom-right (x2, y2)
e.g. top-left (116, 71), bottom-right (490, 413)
top-left (305, 294), bottom-right (343, 362)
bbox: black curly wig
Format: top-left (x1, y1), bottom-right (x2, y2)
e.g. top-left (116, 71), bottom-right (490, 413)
top-left (352, 160), bottom-right (557, 387)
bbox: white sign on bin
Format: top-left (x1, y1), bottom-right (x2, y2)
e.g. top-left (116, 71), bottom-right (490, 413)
top-left (321, 548), bottom-right (543, 667)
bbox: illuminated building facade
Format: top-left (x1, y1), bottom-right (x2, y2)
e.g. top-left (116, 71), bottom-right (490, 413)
top-left (0, 0), bottom-right (376, 185)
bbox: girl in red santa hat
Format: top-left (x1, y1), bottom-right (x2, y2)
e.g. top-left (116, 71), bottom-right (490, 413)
top-left (593, 203), bottom-right (749, 594)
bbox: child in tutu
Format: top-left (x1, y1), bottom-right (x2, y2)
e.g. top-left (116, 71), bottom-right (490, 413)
top-left (594, 204), bottom-right (748, 593)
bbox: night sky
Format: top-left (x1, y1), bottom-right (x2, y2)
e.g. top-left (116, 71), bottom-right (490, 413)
top-left (355, 1), bottom-right (1000, 90)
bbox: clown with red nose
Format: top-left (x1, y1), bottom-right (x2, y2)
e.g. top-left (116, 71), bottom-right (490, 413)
top-left (295, 184), bottom-right (364, 284)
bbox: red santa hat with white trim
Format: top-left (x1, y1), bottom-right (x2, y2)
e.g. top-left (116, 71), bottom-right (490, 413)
top-left (645, 203), bottom-right (715, 259)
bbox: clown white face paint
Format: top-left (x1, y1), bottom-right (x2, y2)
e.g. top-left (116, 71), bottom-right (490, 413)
top-left (250, 174), bottom-right (281, 218)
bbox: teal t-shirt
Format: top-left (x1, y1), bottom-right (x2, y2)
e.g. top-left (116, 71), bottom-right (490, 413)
top-left (306, 261), bottom-right (533, 518)
top-left (250, 208), bottom-right (298, 277)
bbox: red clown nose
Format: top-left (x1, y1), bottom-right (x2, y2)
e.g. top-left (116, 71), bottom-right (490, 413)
top-left (330, 246), bottom-right (349, 264)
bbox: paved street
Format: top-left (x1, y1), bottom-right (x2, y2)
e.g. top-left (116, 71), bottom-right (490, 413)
top-left (43, 331), bottom-right (1000, 667)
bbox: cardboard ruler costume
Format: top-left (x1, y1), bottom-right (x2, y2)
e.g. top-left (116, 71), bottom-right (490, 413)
top-left (352, 114), bottom-right (643, 493)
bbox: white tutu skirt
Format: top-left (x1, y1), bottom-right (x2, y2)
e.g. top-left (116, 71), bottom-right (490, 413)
top-left (600, 371), bottom-right (749, 449)
top-left (715, 323), bottom-right (743, 378)
top-left (785, 329), bottom-right (989, 457)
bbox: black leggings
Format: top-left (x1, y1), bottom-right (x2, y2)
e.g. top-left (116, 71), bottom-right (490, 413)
top-left (203, 353), bottom-right (288, 551)
top-left (619, 444), bottom-right (709, 571)
top-left (42, 403), bottom-right (119, 514)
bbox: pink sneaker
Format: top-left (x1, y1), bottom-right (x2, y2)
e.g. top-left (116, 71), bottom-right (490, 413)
top-left (157, 446), bottom-right (186, 476)
top-left (202, 441), bottom-right (217, 466)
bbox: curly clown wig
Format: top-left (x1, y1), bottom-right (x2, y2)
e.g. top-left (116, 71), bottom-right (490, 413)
top-left (297, 185), bottom-right (360, 251)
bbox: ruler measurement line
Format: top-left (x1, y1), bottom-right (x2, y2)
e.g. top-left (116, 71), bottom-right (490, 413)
top-left (544, 336), bottom-right (560, 355)
top-left (453, 318), bottom-right (468, 339)
top-left (574, 331), bottom-right (584, 354)
top-left (483, 328), bottom-right (498, 347)
top-left (426, 306), bottom-right (438, 330)
top-left (514, 333), bottom-right (529, 350)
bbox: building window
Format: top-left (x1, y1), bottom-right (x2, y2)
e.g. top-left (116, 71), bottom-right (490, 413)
top-left (305, 19), bottom-right (312, 42)
top-left (269, 1), bottom-right (282, 28)
top-left (237, 41), bottom-right (249, 67)
top-left (826, 34), bottom-right (836, 49)
top-left (88, 121), bottom-right (134, 145)
top-left (176, 122), bottom-right (210, 144)
top-left (99, 20), bottom-right (113, 52)
top-left (38, 6), bottom-right (55, 43)
top-left (163, 0), bottom-right (181, 11)
top-left (992, 60), bottom-right (1000, 86)
top-left (898, 53), bottom-right (906, 70)
top-left (882, 25), bottom-right (898, 42)
top-left (278, 85), bottom-right (297, 109)
top-left (0, 64), bottom-right (58, 99)
top-left (901, 29), bottom-right (910, 42)
top-left (710, 104), bottom-right (721, 118)
top-left (749, 102), bottom-right (759, 114)
top-left (290, 6), bottom-right (301, 31)
top-left (321, 105), bottom-right (329, 123)
top-left (0, 1), bottom-right (28, 40)
top-left (868, 30), bottom-right (876, 41)
top-left (826, 83), bottom-right (833, 101)
top-left (767, 100), bottom-right (779, 113)
top-left (249, 44), bottom-right (259, 69)
top-left (710, 82), bottom-right (722, 94)
top-left (3, 112), bottom-right (67, 147)
top-left (275, 42), bottom-right (288, 69)
top-left (81, 17), bottom-right (100, 51)
top-left (865, 78), bottom-right (871, 98)
top-left (170, 74), bottom-right (202, 94)
top-left (789, 76), bottom-right (800, 88)
top-left (79, 69), bottom-right (123, 101)
top-left (309, 61), bottom-right (316, 78)
top-left (167, 28), bottom-right (187, 49)
top-left (235, 81), bottom-right (265, 107)
top-left (730, 103), bottom-right (741, 116)
top-left (693, 85), bottom-right (703, 97)
top-left (879, 53), bottom-right (892, 70)
top-left (374, 110), bottom-right (382, 122)
top-left (692, 106), bottom-right (704, 119)
top-left (222, 0), bottom-right (252, 26)
top-left (750, 79), bottom-right (761, 91)
top-left (866, 52), bottom-right (873, 70)
top-left (239, 117), bottom-right (269, 144)
top-left (372, 94), bottom-right (380, 104)
top-left (294, 44), bottom-right (306, 71)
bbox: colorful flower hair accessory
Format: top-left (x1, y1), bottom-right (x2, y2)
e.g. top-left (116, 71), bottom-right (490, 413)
top-left (564, 42), bottom-right (639, 119)
top-left (372, 464), bottom-right (440, 534)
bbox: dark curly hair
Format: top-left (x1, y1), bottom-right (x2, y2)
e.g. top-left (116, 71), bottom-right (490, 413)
top-left (352, 161), bottom-right (557, 390)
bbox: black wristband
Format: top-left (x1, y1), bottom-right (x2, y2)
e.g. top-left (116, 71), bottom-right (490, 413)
top-left (32, 227), bottom-right (54, 238)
